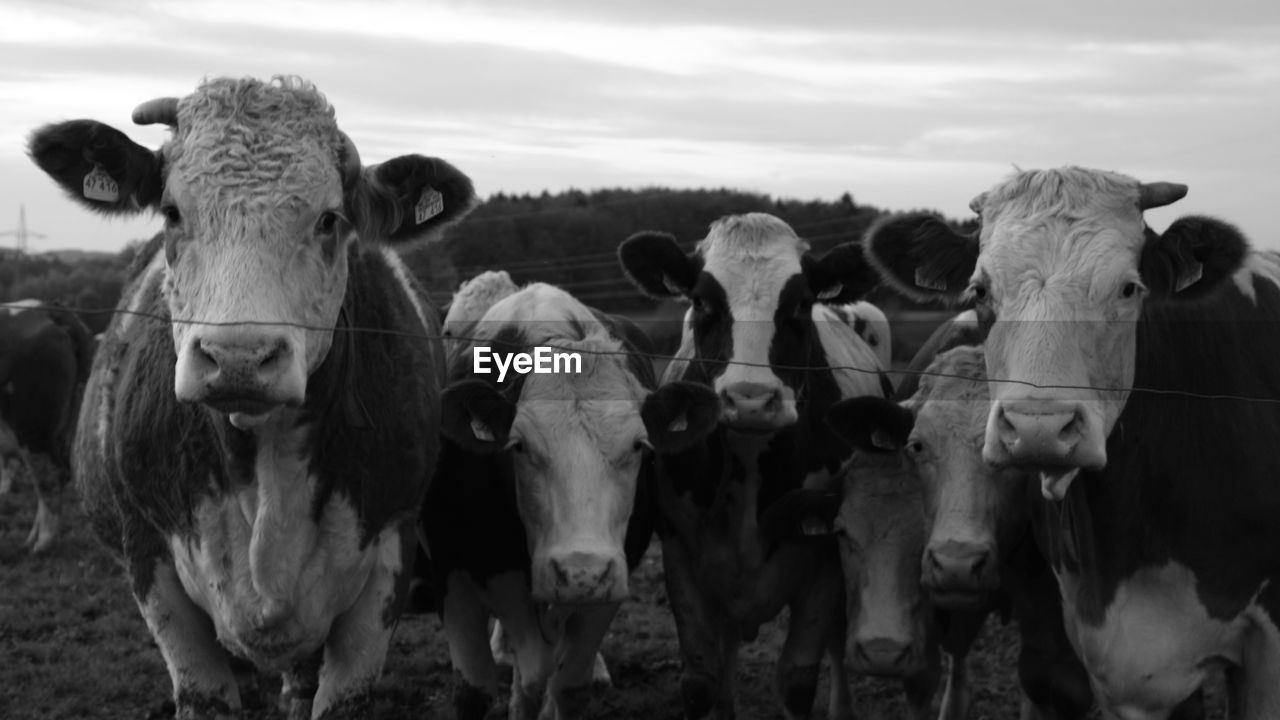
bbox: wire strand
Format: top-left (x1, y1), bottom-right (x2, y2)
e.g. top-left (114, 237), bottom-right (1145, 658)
top-left (10, 301), bottom-right (1280, 405)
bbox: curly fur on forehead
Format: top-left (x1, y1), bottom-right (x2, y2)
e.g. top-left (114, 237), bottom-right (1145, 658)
top-left (981, 166), bottom-right (1142, 222)
top-left (912, 344), bottom-right (988, 405)
top-left (165, 76), bottom-right (343, 211)
top-left (446, 271), bottom-right (520, 326)
top-left (697, 213), bottom-right (809, 262)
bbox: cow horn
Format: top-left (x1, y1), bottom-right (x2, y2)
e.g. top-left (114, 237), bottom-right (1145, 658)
top-left (1137, 182), bottom-right (1188, 211)
top-left (132, 97), bottom-right (180, 127)
top-left (338, 130), bottom-right (362, 187)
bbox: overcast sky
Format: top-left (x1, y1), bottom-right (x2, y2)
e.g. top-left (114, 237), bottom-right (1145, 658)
top-left (2, 0), bottom-right (1278, 254)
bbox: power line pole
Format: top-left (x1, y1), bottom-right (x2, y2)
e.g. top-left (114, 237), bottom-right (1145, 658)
top-left (0, 205), bottom-right (47, 253)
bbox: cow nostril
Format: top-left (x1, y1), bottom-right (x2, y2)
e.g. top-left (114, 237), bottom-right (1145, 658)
top-left (258, 340), bottom-right (289, 374)
top-left (763, 390), bottom-right (781, 414)
top-left (971, 551), bottom-right (989, 580)
top-left (1057, 412), bottom-right (1083, 443)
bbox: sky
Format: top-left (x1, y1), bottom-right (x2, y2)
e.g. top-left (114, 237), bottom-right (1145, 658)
top-left (1, 0), bottom-right (1278, 254)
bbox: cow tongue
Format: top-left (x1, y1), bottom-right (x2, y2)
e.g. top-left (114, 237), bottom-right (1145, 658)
top-left (229, 409), bottom-right (275, 431)
top-left (1039, 467), bottom-right (1080, 501)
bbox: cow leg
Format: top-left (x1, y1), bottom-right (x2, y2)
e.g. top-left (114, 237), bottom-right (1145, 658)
top-left (19, 450), bottom-right (58, 553)
top-left (442, 571), bottom-right (501, 720)
top-left (776, 556), bottom-right (842, 720)
top-left (934, 608), bottom-right (988, 720)
top-left (311, 524), bottom-right (412, 719)
top-left (661, 536), bottom-right (738, 720)
top-left (136, 561), bottom-right (241, 719)
top-left (547, 603), bottom-right (620, 720)
top-left (280, 651), bottom-right (322, 720)
top-left (824, 610), bottom-right (854, 720)
top-left (483, 571), bottom-right (554, 720)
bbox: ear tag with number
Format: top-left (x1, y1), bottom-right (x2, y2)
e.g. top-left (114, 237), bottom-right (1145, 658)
top-left (415, 187), bottom-right (444, 224)
top-left (83, 165), bottom-right (120, 202)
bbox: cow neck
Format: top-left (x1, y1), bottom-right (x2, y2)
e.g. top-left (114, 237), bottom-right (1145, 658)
top-left (1042, 272), bottom-right (1280, 625)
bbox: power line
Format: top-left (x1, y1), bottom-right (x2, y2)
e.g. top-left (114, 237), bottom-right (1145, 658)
top-left (12, 301), bottom-right (1280, 407)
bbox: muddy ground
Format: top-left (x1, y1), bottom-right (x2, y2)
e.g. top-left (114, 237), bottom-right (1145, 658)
top-left (1, 483), bottom-right (1226, 719)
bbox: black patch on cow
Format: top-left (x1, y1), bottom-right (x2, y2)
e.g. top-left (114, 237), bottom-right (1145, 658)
top-left (852, 314), bottom-right (868, 340)
top-left (1038, 267), bottom-right (1280, 625)
top-left (0, 311), bottom-right (81, 468)
top-left (779, 663), bottom-right (820, 718)
top-left (863, 212), bottom-right (979, 305)
top-left (1139, 215), bottom-right (1249, 300)
top-left (27, 119), bottom-right (165, 215)
top-left (451, 673), bottom-right (497, 720)
top-left (687, 272), bottom-right (734, 384)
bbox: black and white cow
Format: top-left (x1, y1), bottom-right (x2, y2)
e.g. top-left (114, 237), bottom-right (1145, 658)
top-left (619, 213), bottom-right (891, 720)
top-left (424, 282), bottom-right (718, 720)
top-left (864, 166), bottom-right (1280, 718)
top-left (29, 75), bottom-right (475, 719)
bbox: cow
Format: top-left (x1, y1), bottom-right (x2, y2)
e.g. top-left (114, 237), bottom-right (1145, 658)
top-left (862, 166), bottom-right (1279, 718)
top-left (829, 334), bottom-right (1097, 719)
top-left (28, 75), bottom-right (476, 719)
top-left (423, 281), bottom-right (718, 719)
top-left (440, 269), bottom-right (519, 363)
top-left (0, 301), bottom-right (94, 551)
top-left (618, 212), bottom-right (892, 720)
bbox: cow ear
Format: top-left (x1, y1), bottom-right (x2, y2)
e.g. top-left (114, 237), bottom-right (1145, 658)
top-left (826, 396), bottom-right (914, 453)
top-left (28, 120), bottom-right (164, 215)
top-left (802, 242), bottom-right (880, 303)
top-left (349, 155), bottom-right (477, 245)
top-left (1140, 215), bottom-right (1249, 300)
top-left (619, 231), bottom-right (702, 298)
top-left (440, 380), bottom-right (516, 454)
top-left (864, 212), bottom-right (978, 305)
top-left (641, 381), bottom-right (720, 454)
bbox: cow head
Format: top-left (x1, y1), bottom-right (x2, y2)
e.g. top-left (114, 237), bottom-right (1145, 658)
top-left (830, 345), bottom-right (1026, 608)
top-left (441, 288), bottom-right (719, 603)
top-left (28, 76), bottom-right (475, 430)
top-left (619, 213), bottom-right (879, 434)
top-left (442, 270), bottom-right (519, 364)
top-left (865, 167), bottom-right (1248, 499)
top-left (823, 400), bottom-right (931, 676)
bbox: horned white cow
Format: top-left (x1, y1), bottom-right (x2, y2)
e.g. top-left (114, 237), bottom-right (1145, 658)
top-left (29, 75), bottom-right (475, 719)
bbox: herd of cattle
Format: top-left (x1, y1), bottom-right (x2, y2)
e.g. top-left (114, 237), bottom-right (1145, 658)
top-left (2, 74), bottom-right (1278, 720)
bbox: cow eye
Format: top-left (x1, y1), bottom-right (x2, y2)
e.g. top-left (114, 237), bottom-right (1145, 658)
top-left (968, 282), bottom-right (989, 303)
top-left (315, 211), bottom-right (340, 235)
top-left (1120, 281), bottom-right (1143, 299)
top-left (634, 438), bottom-right (652, 453)
top-left (509, 439), bottom-right (525, 454)
top-left (161, 204), bottom-right (181, 226)
top-left (906, 440), bottom-right (925, 455)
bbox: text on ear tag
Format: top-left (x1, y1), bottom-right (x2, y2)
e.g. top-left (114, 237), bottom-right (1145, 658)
top-left (470, 417), bottom-right (495, 442)
top-left (816, 283), bottom-right (844, 301)
top-left (415, 187), bottom-right (444, 224)
top-left (83, 165), bottom-right (120, 202)
top-left (914, 268), bottom-right (948, 291)
top-left (1175, 261), bottom-right (1203, 292)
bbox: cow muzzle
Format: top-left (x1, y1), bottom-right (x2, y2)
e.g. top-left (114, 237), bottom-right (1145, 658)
top-left (850, 633), bottom-right (924, 677)
top-left (922, 539), bottom-right (997, 607)
top-left (175, 326), bottom-right (307, 422)
top-left (719, 382), bottom-right (796, 431)
top-left (984, 399), bottom-right (1107, 472)
top-left (532, 548), bottom-right (628, 605)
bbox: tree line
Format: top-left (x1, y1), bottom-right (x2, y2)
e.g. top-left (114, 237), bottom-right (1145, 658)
top-left (2, 188), bottom-right (974, 337)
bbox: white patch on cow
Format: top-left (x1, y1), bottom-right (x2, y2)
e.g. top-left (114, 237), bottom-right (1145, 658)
top-left (812, 304), bottom-right (887, 400)
top-left (1231, 250), bottom-right (1280, 304)
top-left (1056, 561), bottom-right (1248, 717)
top-left (3, 298), bottom-right (43, 315)
top-left (443, 270), bottom-right (519, 362)
top-left (700, 215), bottom-right (804, 397)
top-left (845, 300), bottom-right (893, 371)
top-left (170, 413), bottom-right (381, 670)
top-left (379, 246), bottom-right (432, 334)
top-left (660, 306), bottom-right (696, 386)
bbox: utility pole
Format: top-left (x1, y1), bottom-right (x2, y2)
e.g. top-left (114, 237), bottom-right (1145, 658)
top-left (0, 205), bottom-right (47, 253)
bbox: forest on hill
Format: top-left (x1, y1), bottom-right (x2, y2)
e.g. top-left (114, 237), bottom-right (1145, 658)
top-left (0, 187), bottom-right (975, 336)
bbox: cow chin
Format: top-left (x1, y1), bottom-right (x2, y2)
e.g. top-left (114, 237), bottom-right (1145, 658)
top-left (530, 547), bottom-right (629, 605)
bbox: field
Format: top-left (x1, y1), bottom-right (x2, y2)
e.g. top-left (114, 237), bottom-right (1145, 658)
top-left (0, 466), bottom-right (1227, 720)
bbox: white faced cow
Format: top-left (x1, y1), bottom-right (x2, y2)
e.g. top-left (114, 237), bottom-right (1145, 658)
top-left (865, 166), bottom-right (1280, 718)
top-left (441, 269), bottom-right (519, 364)
top-left (424, 282), bottom-right (718, 720)
top-left (28, 76), bottom-right (475, 719)
top-left (619, 213), bottom-right (891, 720)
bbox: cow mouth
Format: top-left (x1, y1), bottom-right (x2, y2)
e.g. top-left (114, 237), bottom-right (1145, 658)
top-left (201, 395), bottom-right (282, 430)
top-left (1037, 467), bottom-right (1081, 501)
